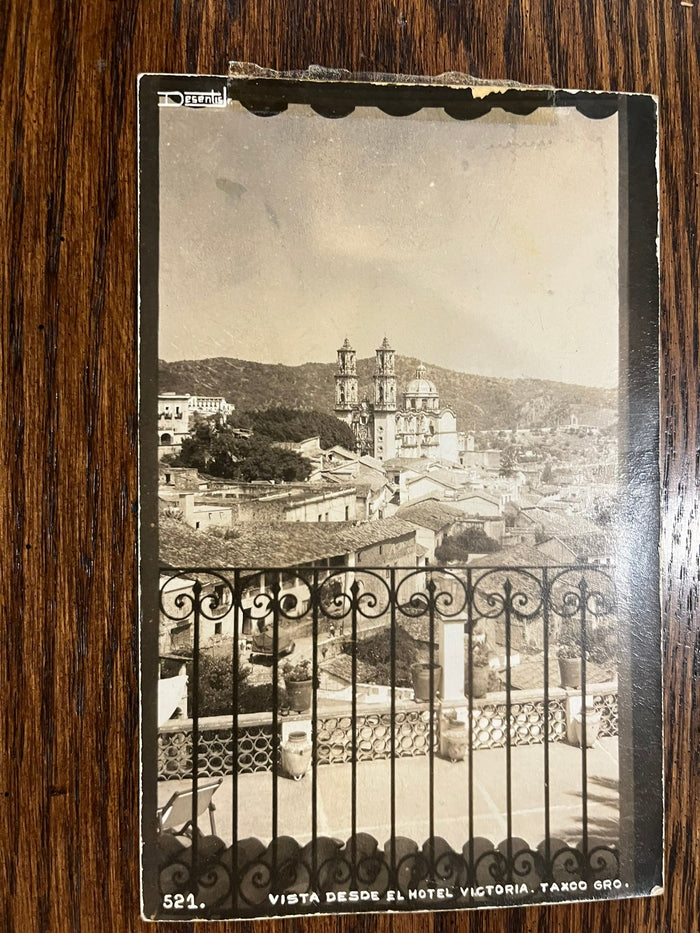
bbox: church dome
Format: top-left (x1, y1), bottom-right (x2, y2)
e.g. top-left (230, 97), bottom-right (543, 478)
top-left (404, 364), bottom-right (438, 397)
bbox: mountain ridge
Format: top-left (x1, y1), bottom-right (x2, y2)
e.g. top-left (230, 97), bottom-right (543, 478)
top-left (159, 356), bottom-right (617, 432)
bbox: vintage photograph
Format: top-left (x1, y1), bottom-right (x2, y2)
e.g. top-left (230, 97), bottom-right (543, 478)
top-left (139, 75), bottom-right (661, 920)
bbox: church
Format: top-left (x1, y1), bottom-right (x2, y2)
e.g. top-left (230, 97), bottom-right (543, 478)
top-left (334, 337), bottom-right (459, 463)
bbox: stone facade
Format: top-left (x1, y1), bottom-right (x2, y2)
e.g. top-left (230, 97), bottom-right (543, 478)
top-left (334, 338), bottom-right (459, 463)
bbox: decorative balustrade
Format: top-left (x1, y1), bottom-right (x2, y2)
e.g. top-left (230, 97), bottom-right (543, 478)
top-left (158, 685), bottom-right (618, 780)
top-left (152, 563), bottom-right (620, 919)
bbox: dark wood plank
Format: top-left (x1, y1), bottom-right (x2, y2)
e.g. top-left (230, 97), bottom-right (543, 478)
top-left (1, 1), bottom-right (697, 931)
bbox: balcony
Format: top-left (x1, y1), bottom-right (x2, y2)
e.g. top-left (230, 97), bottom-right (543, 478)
top-left (151, 564), bottom-right (621, 919)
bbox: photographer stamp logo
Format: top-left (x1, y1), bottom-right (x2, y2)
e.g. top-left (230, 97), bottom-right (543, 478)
top-left (158, 87), bottom-right (227, 108)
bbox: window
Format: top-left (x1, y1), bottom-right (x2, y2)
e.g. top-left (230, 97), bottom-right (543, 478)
top-left (171, 623), bottom-right (191, 649)
top-left (345, 506), bottom-right (350, 520)
top-left (214, 621), bottom-right (222, 635)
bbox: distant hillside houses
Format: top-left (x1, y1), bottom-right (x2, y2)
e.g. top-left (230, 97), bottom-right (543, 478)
top-left (158, 391), bottom-right (234, 456)
top-left (156, 437), bottom-right (617, 670)
top-left (158, 514), bottom-right (423, 651)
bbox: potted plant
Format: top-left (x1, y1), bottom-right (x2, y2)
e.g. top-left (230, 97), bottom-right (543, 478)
top-left (465, 642), bottom-right (492, 699)
top-left (282, 659), bottom-right (313, 712)
top-left (411, 660), bottom-right (442, 702)
top-left (557, 629), bottom-right (582, 688)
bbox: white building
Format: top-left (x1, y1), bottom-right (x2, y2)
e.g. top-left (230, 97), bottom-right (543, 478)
top-left (334, 337), bottom-right (459, 463)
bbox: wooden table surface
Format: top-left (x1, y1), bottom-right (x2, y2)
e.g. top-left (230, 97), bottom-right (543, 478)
top-left (1, 2), bottom-right (697, 931)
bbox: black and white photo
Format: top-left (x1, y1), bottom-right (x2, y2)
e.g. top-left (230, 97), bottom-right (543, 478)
top-left (138, 72), bottom-right (662, 921)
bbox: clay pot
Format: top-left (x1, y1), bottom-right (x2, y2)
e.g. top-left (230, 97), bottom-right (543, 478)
top-left (465, 664), bottom-right (490, 699)
top-left (284, 678), bottom-right (312, 712)
top-left (572, 708), bottom-right (602, 748)
top-left (559, 657), bottom-right (582, 689)
top-left (412, 662), bottom-right (442, 701)
top-left (442, 720), bottom-right (469, 762)
top-left (281, 731), bottom-right (312, 780)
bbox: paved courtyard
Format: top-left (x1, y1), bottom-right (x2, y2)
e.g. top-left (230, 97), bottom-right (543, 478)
top-left (158, 736), bottom-right (619, 851)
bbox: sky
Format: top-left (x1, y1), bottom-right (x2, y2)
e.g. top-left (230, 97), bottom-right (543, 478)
top-left (158, 99), bottom-right (619, 388)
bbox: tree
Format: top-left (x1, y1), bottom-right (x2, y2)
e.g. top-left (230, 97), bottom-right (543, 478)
top-left (435, 529), bottom-right (500, 563)
top-left (499, 446), bottom-right (518, 477)
top-left (241, 407), bottom-right (356, 450)
top-left (173, 415), bottom-right (218, 472)
top-left (192, 650), bottom-right (284, 716)
top-left (167, 419), bottom-right (312, 482)
top-left (224, 436), bottom-right (311, 483)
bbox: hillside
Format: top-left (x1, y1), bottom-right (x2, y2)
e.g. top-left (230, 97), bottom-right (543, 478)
top-left (159, 356), bottom-right (617, 432)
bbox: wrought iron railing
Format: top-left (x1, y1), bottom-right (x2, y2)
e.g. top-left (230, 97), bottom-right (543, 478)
top-left (153, 564), bottom-right (620, 918)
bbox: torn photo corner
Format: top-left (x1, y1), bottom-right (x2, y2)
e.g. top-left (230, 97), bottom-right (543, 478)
top-left (138, 70), bottom-right (662, 921)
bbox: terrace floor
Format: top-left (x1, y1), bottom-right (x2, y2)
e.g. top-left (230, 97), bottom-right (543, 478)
top-left (157, 736), bottom-right (619, 851)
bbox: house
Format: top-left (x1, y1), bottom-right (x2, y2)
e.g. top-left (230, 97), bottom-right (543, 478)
top-left (451, 491), bottom-right (502, 518)
top-left (394, 499), bottom-right (467, 563)
top-left (157, 392), bottom-right (234, 458)
top-left (158, 392), bottom-right (191, 454)
top-left (316, 450), bottom-right (394, 519)
top-left (172, 493), bottom-right (234, 531)
top-left (158, 515), bottom-right (421, 647)
top-left (158, 466), bottom-right (206, 490)
top-left (382, 458), bottom-right (468, 505)
top-left (216, 485), bottom-right (360, 524)
top-left (187, 395), bottom-right (234, 418)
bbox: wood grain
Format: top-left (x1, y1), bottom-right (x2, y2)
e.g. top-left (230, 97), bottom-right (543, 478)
top-left (1, 1), bottom-right (697, 931)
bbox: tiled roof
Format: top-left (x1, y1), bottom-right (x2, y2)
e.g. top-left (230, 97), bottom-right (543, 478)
top-left (518, 492), bottom-right (543, 508)
top-left (408, 470), bottom-right (464, 490)
top-left (323, 463), bottom-right (389, 492)
top-left (159, 516), bottom-right (417, 569)
top-left (396, 616), bottom-right (439, 646)
top-left (509, 653), bottom-right (614, 691)
top-left (382, 457), bottom-right (422, 470)
top-left (159, 518), bottom-right (241, 567)
top-left (520, 507), bottom-right (602, 537)
top-left (319, 654), bottom-right (376, 684)
top-left (469, 545), bottom-right (562, 568)
top-left (538, 533), bottom-right (610, 557)
top-left (456, 491), bottom-right (501, 506)
top-left (395, 500), bottom-right (465, 532)
top-left (358, 454), bottom-right (386, 472)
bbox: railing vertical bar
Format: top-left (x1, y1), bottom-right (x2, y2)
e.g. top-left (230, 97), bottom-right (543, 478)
top-left (390, 568), bottom-right (397, 881)
top-left (271, 572), bottom-right (280, 889)
top-left (190, 578), bottom-right (201, 896)
top-left (351, 577), bottom-right (358, 880)
top-left (542, 568), bottom-right (551, 877)
top-left (580, 576), bottom-right (589, 873)
top-left (467, 568), bottom-right (475, 893)
top-left (232, 570), bottom-right (240, 910)
top-left (311, 569), bottom-right (319, 890)
top-left (504, 577), bottom-right (513, 883)
top-left (428, 579), bottom-right (435, 846)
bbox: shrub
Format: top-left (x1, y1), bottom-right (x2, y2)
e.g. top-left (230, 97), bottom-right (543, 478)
top-left (191, 651), bottom-right (285, 716)
top-left (435, 529), bottom-right (500, 562)
top-left (340, 627), bottom-right (424, 687)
